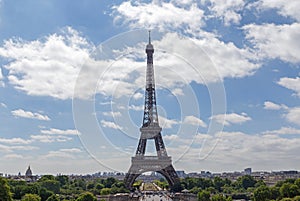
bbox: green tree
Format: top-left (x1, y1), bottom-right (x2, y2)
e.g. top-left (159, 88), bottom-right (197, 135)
top-left (279, 198), bottom-right (293, 201)
top-left (56, 175), bottom-right (69, 187)
top-left (39, 175), bottom-right (55, 181)
top-left (214, 177), bottom-right (226, 192)
top-left (190, 186), bottom-right (201, 194)
top-left (40, 180), bottom-right (60, 194)
top-left (100, 188), bottom-right (111, 195)
top-left (198, 190), bottom-right (210, 201)
top-left (211, 194), bottom-right (228, 201)
top-left (222, 184), bottom-right (234, 194)
top-left (73, 178), bottom-right (86, 190)
top-left (0, 177), bottom-right (13, 201)
top-left (185, 177), bottom-right (198, 189)
top-left (46, 194), bottom-right (59, 201)
top-left (280, 183), bottom-right (299, 198)
top-left (197, 178), bottom-right (214, 189)
top-left (112, 181), bottom-right (125, 188)
top-left (95, 183), bottom-right (104, 191)
top-left (86, 182), bottom-right (95, 190)
top-left (276, 180), bottom-right (286, 188)
top-left (103, 177), bottom-right (116, 188)
top-left (39, 187), bottom-right (54, 201)
top-left (110, 181), bottom-right (129, 194)
top-left (170, 181), bottom-right (183, 192)
top-left (76, 192), bottom-right (97, 201)
top-left (132, 180), bottom-right (142, 189)
top-left (239, 175), bottom-right (256, 189)
top-left (269, 186), bottom-right (280, 200)
top-left (11, 184), bottom-right (26, 199)
top-left (253, 185), bottom-right (270, 201)
top-left (21, 193), bottom-right (41, 201)
top-left (295, 179), bottom-right (300, 188)
top-left (254, 179), bottom-right (266, 187)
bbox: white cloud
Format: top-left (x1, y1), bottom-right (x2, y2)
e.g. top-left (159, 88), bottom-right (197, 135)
top-left (0, 25), bottom-right (258, 101)
top-left (113, 1), bottom-right (205, 31)
top-left (158, 116), bottom-right (179, 128)
top-left (166, 130), bottom-right (300, 172)
top-left (45, 148), bottom-right (82, 159)
top-left (0, 144), bottom-right (13, 153)
top-left (11, 109), bottom-right (50, 121)
top-left (255, 0), bottom-right (300, 22)
top-left (172, 0), bottom-right (195, 6)
top-left (30, 135), bottom-right (72, 143)
top-left (194, 133), bottom-right (213, 141)
top-left (0, 137), bottom-right (31, 145)
top-left (0, 144), bottom-right (38, 153)
top-left (278, 77), bottom-right (300, 97)
top-left (213, 131), bottom-right (300, 166)
top-left (263, 127), bottom-right (300, 135)
top-left (243, 23), bottom-right (300, 63)
top-left (158, 116), bottom-right (178, 129)
top-left (40, 128), bottom-right (80, 135)
top-left (129, 105), bottom-right (144, 111)
top-left (4, 154), bottom-right (24, 159)
top-left (202, 0), bottom-right (246, 25)
top-left (211, 112), bottom-right (251, 126)
top-left (0, 27), bottom-right (92, 100)
top-left (60, 148), bottom-right (82, 153)
top-left (164, 134), bottom-right (179, 141)
top-left (0, 102), bottom-right (7, 108)
top-left (101, 120), bottom-right (123, 130)
top-left (263, 101), bottom-right (288, 110)
top-left (102, 111), bottom-right (122, 117)
top-left (171, 88), bottom-right (184, 96)
top-left (145, 33), bottom-right (259, 87)
top-left (132, 92), bottom-right (143, 100)
top-left (183, 115), bottom-right (207, 128)
top-left (284, 107), bottom-right (300, 126)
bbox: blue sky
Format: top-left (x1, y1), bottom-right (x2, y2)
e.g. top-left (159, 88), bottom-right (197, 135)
top-left (0, 0), bottom-right (300, 175)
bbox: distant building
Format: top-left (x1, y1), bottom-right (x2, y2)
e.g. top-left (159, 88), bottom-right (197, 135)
top-left (244, 168), bottom-right (252, 175)
top-left (25, 166), bottom-right (32, 177)
top-left (176, 170), bottom-right (186, 178)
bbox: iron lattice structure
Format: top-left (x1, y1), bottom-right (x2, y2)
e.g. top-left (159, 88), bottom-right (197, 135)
top-left (124, 32), bottom-right (179, 189)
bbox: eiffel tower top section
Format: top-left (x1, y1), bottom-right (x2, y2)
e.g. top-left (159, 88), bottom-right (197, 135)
top-left (146, 30), bottom-right (154, 55)
top-left (142, 31), bottom-right (159, 128)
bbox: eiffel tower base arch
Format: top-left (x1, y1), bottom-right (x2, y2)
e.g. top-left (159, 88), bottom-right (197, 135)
top-left (124, 156), bottom-right (179, 190)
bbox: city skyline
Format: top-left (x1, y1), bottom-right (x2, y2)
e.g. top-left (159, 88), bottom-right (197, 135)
top-left (0, 0), bottom-right (300, 175)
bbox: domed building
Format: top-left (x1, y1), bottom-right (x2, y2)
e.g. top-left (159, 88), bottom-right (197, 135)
top-left (25, 165), bottom-right (32, 177)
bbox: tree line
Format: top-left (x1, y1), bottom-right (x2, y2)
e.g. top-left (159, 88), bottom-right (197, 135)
top-left (158, 175), bottom-right (300, 201)
top-left (1, 174), bottom-right (300, 200)
top-left (0, 175), bottom-right (128, 201)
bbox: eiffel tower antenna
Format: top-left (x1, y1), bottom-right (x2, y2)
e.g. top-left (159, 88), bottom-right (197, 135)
top-left (124, 31), bottom-right (179, 190)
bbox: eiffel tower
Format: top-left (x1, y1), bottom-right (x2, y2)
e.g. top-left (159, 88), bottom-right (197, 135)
top-left (124, 31), bottom-right (179, 189)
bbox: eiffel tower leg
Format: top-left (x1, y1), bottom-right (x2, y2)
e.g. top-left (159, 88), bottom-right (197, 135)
top-left (124, 168), bottom-right (140, 190)
top-left (158, 164), bottom-right (180, 186)
top-left (124, 174), bottom-right (139, 190)
top-left (136, 139), bottom-right (147, 155)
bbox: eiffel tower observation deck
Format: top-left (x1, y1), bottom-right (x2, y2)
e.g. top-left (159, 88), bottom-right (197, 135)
top-left (124, 31), bottom-right (179, 190)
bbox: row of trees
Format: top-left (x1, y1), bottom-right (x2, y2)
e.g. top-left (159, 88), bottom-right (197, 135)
top-left (155, 175), bottom-right (300, 201)
top-left (1, 175), bottom-right (127, 201)
top-left (2, 174), bottom-right (300, 200)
